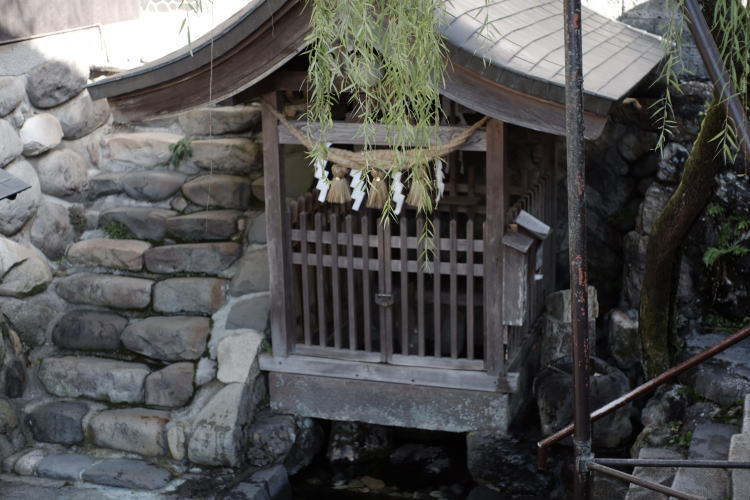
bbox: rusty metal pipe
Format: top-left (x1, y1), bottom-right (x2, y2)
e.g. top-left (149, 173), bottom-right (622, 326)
top-left (537, 323), bottom-right (750, 469)
top-left (563, 0), bottom-right (591, 497)
top-left (594, 458), bottom-right (750, 468)
top-left (588, 463), bottom-right (706, 500)
top-left (683, 0), bottom-right (750, 158)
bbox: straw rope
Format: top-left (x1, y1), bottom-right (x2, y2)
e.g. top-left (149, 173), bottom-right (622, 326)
top-left (264, 104), bottom-right (489, 171)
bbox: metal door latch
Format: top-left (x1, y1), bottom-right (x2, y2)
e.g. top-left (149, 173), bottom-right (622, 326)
top-left (375, 293), bottom-right (394, 307)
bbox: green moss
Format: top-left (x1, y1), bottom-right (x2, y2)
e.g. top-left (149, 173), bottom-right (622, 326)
top-left (102, 221), bottom-right (135, 240)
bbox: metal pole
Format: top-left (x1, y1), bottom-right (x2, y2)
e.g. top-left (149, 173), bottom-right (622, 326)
top-left (563, 0), bottom-right (591, 498)
top-left (588, 463), bottom-right (705, 500)
top-left (593, 458), bottom-right (750, 469)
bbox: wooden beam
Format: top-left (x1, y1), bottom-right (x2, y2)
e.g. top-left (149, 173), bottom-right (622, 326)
top-left (267, 372), bottom-right (512, 432)
top-left (278, 121), bottom-right (487, 151)
top-left (484, 119), bottom-right (506, 375)
top-left (260, 354), bottom-right (519, 393)
top-left (442, 64), bottom-right (608, 140)
top-left (262, 92), bottom-right (295, 358)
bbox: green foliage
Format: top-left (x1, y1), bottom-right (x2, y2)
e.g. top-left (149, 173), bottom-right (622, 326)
top-left (102, 221), bottom-right (135, 240)
top-left (178, 0), bottom-right (212, 55)
top-left (704, 311), bottom-right (750, 332)
top-left (669, 430), bottom-right (692, 450)
top-left (702, 204), bottom-right (750, 266)
top-left (169, 137), bottom-right (194, 167)
top-left (655, 0), bottom-right (750, 161)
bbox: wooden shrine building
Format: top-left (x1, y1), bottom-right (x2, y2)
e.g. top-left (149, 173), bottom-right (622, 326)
top-left (89, 0), bottom-right (662, 432)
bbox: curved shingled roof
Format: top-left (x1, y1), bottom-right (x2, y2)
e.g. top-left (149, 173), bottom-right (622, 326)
top-left (444, 0), bottom-right (663, 113)
top-left (88, 0), bottom-right (663, 132)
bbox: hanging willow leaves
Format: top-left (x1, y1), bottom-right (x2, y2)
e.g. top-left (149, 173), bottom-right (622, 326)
top-left (305, 0), bottom-right (449, 253)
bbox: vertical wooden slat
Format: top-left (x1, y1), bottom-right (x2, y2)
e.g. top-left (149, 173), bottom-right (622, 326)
top-left (361, 214), bottom-right (372, 352)
top-left (449, 219), bottom-right (458, 358)
top-left (377, 221), bottom-right (387, 360)
top-left (433, 216), bottom-right (442, 358)
top-left (346, 215), bottom-right (357, 350)
top-left (466, 219), bottom-right (475, 359)
top-left (382, 222), bottom-right (394, 362)
top-left (300, 212), bottom-right (312, 345)
top-left (400, 215), bottom-right (409, 355)
top-left (330, 213), bottom-right (342, 349)
top-left (261, 92), bottom-right (294, 358)
top-left (485, 119), bottom-right (506, 375)
top-left (417, 216), bottom-right (426, 357)
top-left (314, 212), bottom-right (327, 347)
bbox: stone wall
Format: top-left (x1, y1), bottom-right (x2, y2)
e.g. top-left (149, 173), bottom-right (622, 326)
top-left (0, 59), bottom-right (320, 490)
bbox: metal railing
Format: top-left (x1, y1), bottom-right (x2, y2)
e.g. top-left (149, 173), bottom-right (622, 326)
top-left (536, 324), bottom-right (750, 499)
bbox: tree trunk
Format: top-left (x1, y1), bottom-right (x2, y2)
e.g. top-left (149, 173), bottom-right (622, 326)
top-left (639, 96), bottom-right (725, 378)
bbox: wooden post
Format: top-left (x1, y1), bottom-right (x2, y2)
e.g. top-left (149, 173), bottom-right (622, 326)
top-left (485, 119), bottom-right (506, 375)
top-left (262, 92), bottom-right (295, 358)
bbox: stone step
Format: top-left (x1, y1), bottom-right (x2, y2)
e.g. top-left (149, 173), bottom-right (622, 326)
top-left (66, 238), bottom-right (152, 271)
top-left (669, 423), bottom-right (735, 499)
top-left (729, 394), bottom-right (750, 500)
top-left (624, 447), bottom-right (682, 500)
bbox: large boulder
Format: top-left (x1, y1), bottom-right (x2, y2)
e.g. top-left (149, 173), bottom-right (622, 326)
top-left (145, 362), bottom-right (195, 407)
top-left (48, 90), bottom-right (109, 139)
top-left (0, 77), bottom-right (24, 117)
top-left (121, 171), bottom-right (185, 201)
top-left (226, 292), bottom-right (270, 331)
top-left (181, 175), bottom-right (252, 210)
top-left (38, 356), bottom-right (150, 403)
top-left (187, 379), bottom-right (265, 466)
top-left (0, 160), bottom-right (41, 235)
top-left (19, 114), bottom-right (63, 156)
top-left (99, 207), bottom-right (176, 241)
top-left (534, 357), bottom-right (632, 449)
top-left (144, 242), bottom-right (241, 274)
top-left (30, 199), bottom-right (77, 260)
top-left (89, 408), bottom-right (170, 457)
top-left (153, 277), bottom-right (227, 315)
top-left (166, 210), bottom-right (242, 242)
top-left (81, 458), bottom-right (171, 490)
top-left (217, 331), bottom-right (263, 384)
top-left (177, 106), bottom-right (261, 135)
top-left (229, 247), bottom-right (270, 296)
top-left (51, 310), bottom-right (127, 351)
top-left (66, 238), bottom-right (151, 271)
top-left (190, 138), bottom-right (260, 175)
top-left (0, 119), bottom-right (22, 167)
top-left (0, 295), bottom-right (59, 347)
top-left (35, 149), bottom-right (88, 197)
top-left (121, 316), bottom-right (209, 361)
top-left (26, 61), bottom-right (87, 108)
top-left (540, 287), bottom-right (598, 366)
top-left (55, 273), bottom-right (152, 310)
top-left (0, 237), bottom-right (51, 297)
top-left (26, 400), bottom-right (88, 445)
top-left (101, 132), bottom-right (178, 171)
